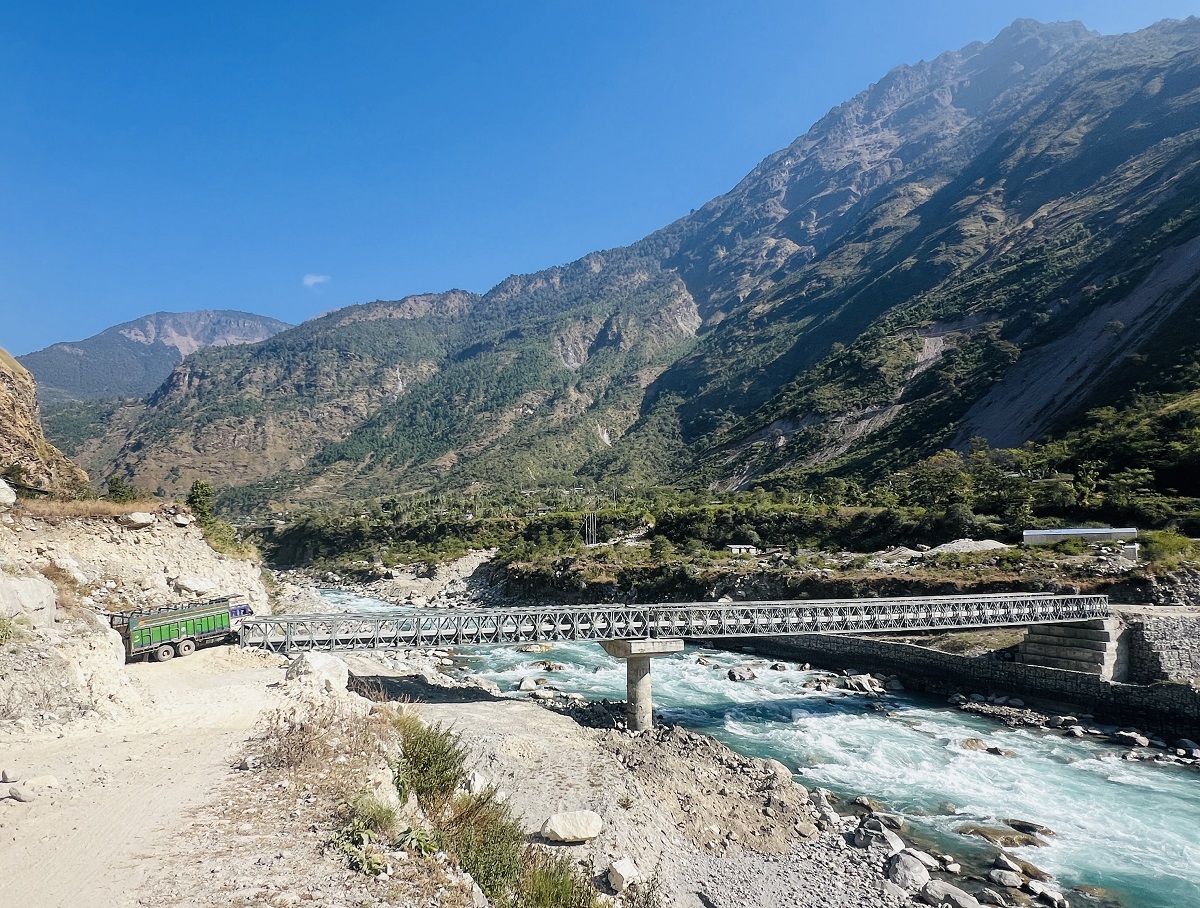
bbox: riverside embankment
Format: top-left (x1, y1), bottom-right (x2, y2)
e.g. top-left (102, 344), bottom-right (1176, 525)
top-left (454, 637), bottom-right (1200, 908)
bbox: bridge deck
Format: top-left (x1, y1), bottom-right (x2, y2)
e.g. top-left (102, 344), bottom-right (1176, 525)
top-left (240, 593), bottom-right (1109, 654)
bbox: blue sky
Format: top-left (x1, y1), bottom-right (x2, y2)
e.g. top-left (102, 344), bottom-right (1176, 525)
top-left (3, 1), bottom-right (1197, 355)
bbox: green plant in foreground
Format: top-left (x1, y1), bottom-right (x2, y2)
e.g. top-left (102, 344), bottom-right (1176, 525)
top-left (397, 721), bottom-right (467, 812)
top-left (0, 616), bottom-right (17, 645)
top-left (394, 825), bottom-right (437, 855)
top-left (330, 818), bottom-right (388, 876)
top-left (441, 789), bottom-right (526, 898)
top-left (509, 847), bottom-right (602, 908)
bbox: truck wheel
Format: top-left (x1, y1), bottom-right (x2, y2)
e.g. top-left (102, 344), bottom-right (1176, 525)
top-left (152, 644), bottom-right (176, 662)
top-left (176, 639), bottom-right (196, 657)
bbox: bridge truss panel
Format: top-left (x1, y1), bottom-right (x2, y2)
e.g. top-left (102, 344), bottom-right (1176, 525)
top-left (240, 594), bottom-right (1110, 654)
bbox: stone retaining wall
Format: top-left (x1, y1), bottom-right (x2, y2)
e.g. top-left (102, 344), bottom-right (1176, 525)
top-left (741, 634), bottom-right (1200, 741)
top-left (1127, 616), bottom-right (1200, 684)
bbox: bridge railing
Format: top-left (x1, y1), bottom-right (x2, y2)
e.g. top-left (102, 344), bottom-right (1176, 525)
top-left (240, 593), bottom-right (1110, 654)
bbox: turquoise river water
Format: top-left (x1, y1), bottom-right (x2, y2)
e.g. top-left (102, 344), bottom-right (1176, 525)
top-left (319, 592), bottom-right (1200, 908)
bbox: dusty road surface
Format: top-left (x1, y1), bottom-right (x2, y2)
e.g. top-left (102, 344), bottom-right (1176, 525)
top-left (0, 646), bottom-right (286, 908)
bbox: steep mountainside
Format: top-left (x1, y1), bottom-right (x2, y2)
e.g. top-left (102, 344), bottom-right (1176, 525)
top-left (0, 348), bottom-right (88, 494)
top-left (69, 18), bottom-right (1200, 511)
top-left (20, 310), bottom-right (291, 403)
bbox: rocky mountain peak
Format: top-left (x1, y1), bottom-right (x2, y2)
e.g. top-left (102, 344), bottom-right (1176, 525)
top-left (19, 309), bottom-right (291, 403)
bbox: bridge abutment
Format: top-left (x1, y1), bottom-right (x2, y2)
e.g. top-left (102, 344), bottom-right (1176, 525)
top-left (600, 638), bottom-right (684, 731)
top-left (1017, 618), bottom-right (1128, 681)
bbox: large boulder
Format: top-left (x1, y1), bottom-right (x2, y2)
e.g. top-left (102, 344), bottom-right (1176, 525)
top-left (987, 869), bottom-right (1024, 889)
top-left (0, 572), bottom-right (57, 630)
top-left (541, 810), bottom-right (603, 843)
top-left (285, 653), bottom-right (350, 693)
top-left (116, 512), bottom-right (156, 529)
top-left (921, 880), bottom-right (982, 908)
top-left (887, 852), bottom-right (931, 890)
top-left (0, 479), bottom-right (15, 508)
top-left (172, 575), bottom-right (219, 596)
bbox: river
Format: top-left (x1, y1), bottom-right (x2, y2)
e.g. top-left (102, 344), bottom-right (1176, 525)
top-left (316, 591), bottom-right (1200, 907)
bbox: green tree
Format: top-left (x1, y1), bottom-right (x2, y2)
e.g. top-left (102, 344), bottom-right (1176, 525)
top-left (187, 480), bottom-right (216, 523)
top-left (106, 474), bottom-right (139, 503)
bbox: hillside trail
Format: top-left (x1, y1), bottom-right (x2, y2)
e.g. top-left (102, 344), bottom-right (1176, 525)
top-left (0, 646), bottom-right (286, 908)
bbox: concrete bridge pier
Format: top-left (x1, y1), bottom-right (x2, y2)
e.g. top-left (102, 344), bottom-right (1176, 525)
top-left (600, 638), bottom-right (685, 731)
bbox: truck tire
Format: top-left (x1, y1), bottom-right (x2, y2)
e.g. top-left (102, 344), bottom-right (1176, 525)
top-left (176, 639), bottom-right (196, 657)
top-left (152, 644), bottom-right (176, 662)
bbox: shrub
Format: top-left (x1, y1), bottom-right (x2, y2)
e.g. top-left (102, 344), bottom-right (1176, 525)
top-left (1140, 530), bottom-right (1198, 571)
top-left (397, 721), bottom-right (466, 812)
top-left (511, 847), bottom-right (602, 908)
top-left (343, 792), bottom-right (397, 841)
top-left (0, 616), bottom-right (16, 645)
top-left (441, 790), bottom-right (525, 899)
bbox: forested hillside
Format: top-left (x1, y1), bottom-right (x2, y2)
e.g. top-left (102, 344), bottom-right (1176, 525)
top-left (54, 18), bottom-right (1200, 519)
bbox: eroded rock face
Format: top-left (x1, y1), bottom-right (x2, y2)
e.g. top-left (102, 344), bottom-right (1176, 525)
top-left (0, 347), bottom-right (88, 494)
top-left (0, 572), bottom-right (57, 629)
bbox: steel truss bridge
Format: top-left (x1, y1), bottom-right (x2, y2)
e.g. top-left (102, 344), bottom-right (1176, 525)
top-left (240, 593), bottom-right (1109, 654)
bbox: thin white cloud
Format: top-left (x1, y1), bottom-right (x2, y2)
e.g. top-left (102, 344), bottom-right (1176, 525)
top-left (303, 273), bottom-right (331, 289)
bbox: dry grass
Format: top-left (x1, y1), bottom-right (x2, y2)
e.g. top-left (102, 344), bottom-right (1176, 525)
top-left (17, 499), bottom-right (162, 518)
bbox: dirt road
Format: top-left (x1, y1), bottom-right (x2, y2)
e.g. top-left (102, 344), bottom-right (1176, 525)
top-left (0, 647), bottom-right (286, 908)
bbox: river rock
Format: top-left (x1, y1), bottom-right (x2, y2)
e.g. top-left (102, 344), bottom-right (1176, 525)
top-left (1004, 819), bottom-right (1055, 838)
top-left (607, 857), bottom-right (640, 892)
top-left (793, 817), bottom-right (818, 839)
top-left (904, 848), bottom-right (940, 870)
top-left (854, 818), bottom-right (904, 855)
top-left (516, 677), bottom-right (537, 692)
top-left (1112, 731), bottom-right (1149, 748)
top-left (727, 667), bottom-right (756, 682)
top-left (117, 512), bottom-right (156, 529)
top-left (887, 852), bottom-right (931, 890)
top-left (1177, 738), bottom-right (1200, 752)
top-left (987, 869), bottom-right (1024, 889)
top-left (874, 811), bottom-right (905, 830)
top-left (541, 810), bottom-right (602, 843)
top-left (764, 758), bottom-right (793, 785)
top-left (0, 479), bottom-right (15, 508)
top-left (957, 825), bottom-right (1045, 848)
top-left (921, 880), bottom-right (982, 908)
top-left (0, 770), bottom-right (15, 783)
top-left (961, 738), bottom-right (987, 751)
top-left (976, 889), bottom-right (1007, 906)
top-left (994, 853), bottom-right (1022, 873)
top-left (285, 652), bottom-right (349, 693)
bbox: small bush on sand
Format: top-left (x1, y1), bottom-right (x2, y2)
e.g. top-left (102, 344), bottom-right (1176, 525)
top-left (440, 789), bottom-right (525, 898)
top-left (398, 721), bottom-right (466, 812)
top-left (511, 847), bottom-right (602, 908)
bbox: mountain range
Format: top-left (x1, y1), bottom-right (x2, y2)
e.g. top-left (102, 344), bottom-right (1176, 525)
top-left (36, 18), bottom-right (1200, 513)
top-left (19, 310), bottom-right (291, 403)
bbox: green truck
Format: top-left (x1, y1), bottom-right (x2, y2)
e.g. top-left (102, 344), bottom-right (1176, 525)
top-left (107, 596), bottom-right (254, 662)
